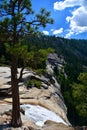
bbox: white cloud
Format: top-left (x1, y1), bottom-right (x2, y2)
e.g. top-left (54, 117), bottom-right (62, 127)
top-left (54, 0), bottom-right (87, 38)
top-left (42, 31), bottom-right (49, 35)
top-left (65, 31), bottom-right (74, 39)
top-left (65, 6), bottom-right (87, 38)
top-left (52, 28), bottom-right (63, 35)
top-left (54, 0), bottom-right (82, 10)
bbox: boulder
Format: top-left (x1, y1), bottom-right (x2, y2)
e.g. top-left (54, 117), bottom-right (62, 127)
top-left (43, 120), bottom-right (74, 130)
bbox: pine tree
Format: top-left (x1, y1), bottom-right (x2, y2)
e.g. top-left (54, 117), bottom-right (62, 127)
top-left (0, 0), bottom-right (53, 127)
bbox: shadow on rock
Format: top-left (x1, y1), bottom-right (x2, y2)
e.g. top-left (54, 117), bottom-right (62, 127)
top-left (0, 123), bottom-right (11, 130)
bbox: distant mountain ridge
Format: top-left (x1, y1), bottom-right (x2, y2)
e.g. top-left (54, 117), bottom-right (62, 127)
top-left (23, 35), bottom-right (87, 67)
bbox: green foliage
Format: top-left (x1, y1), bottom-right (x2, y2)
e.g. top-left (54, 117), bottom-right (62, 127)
top-left (78, 72), bottom-right (87, 85)
top-left (58, 71), bottom-right (65, 85)
top-left (47, 47), bottom-right (55, 53)
top-left (27, 79), bottom-right (42, 89)
top-left (3, 41), bottom-right (54, 71)
top-left (5, 43), bottom-right (28, 57)
top-left (71, 72), bottom-right (87, 119)
top-left (50, 78), bottom-right (55, 84)
top-left (0, 55), bottom-right (6, 64)
top-left (0, 55), bottom-right (7, 65)
top-left (26, 48), bottom-right (54, 70)
top-left (36, 8), bottom-right (54, 27)
top-left (0, 0), bottom-right (54, 60)
top-left (34, 69), bottom-right (46, 76)
top-left (64, 63), bottom-right (82, 82)
top-left (5, 43), bottom-right (29, 67)
top-left (53, 66), bottom-right (59, 77)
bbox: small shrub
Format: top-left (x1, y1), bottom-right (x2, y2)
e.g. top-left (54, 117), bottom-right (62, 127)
top-left (26, 79), bottom-right (42, 89)
top-left (34, 69), bottom-right (46, 76)
top-left (50, 78), bottom-right (55, 84)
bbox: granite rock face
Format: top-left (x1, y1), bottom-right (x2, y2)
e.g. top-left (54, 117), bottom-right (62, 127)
top-left (0, 53), bottom-right (72, 129)
top-left (43, 120), bottom-right (74, 130)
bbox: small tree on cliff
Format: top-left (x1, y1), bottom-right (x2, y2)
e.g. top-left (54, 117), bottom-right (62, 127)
top-left (0, 0), bottom-right (53, 127)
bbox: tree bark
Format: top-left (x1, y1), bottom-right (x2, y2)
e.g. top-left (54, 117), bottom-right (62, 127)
top-left (11, 56), bottom-right (22, 127)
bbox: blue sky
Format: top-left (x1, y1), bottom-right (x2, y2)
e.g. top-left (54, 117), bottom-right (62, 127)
top-left (31, 0), bottom-right (87, 39)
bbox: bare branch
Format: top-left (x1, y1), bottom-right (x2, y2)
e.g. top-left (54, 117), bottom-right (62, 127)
top-left (18, 67), bottom-right (25, 83)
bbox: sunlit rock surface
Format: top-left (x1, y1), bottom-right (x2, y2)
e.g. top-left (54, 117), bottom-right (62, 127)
top-left (0, 53), bottom-right (70, 128)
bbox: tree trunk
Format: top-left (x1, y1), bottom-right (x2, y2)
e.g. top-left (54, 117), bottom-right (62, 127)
top-left (11, 56), bottom-right (22, 127)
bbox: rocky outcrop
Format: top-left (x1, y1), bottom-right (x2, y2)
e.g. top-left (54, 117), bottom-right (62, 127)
top-left (0, 53), bottom-right (71, 129)
top-left (48, 53), bottom-right (64, 66)
top-left (43, 120), bottom-right (74, 130)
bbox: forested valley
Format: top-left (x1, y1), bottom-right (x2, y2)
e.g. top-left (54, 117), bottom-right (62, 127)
top-left (0, 35), bottom-right (87, 126)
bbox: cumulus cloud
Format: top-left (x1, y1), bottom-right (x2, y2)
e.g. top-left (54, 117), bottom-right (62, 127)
top-left (65, 6), bottom-right (87, 38)
top-left (54, 0), bottom-right (87, 38)
top-left (65, 31), bottom-right (74, 39)
top-left (54, 0), bottom-right (82, 10)
top-left (42, 30), bottom-right (49, 35)
top-left (52, 28), bottom-right (63, 35)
